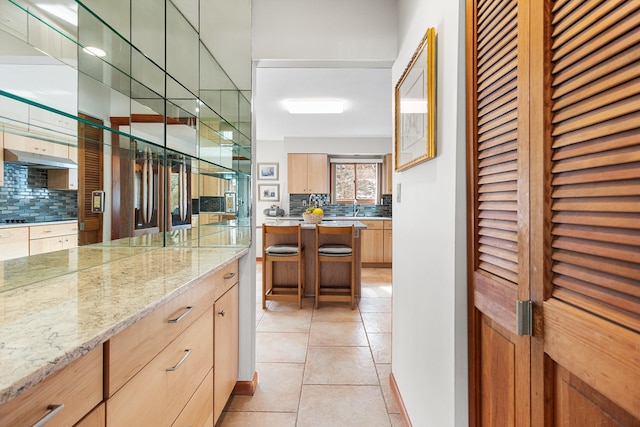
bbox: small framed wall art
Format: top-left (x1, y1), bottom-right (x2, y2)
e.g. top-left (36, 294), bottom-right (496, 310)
top-left (394, 27), bottom-right (436, 171)
top-left (258, 183), bottom-right (280, 201)
top-left (257, 163), bottom-right (279, 180)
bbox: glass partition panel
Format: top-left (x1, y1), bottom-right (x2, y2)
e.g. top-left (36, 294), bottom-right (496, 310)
top-left (131, 0), bottom-right (165, 68)
top-left (78, 0), bottom-right (131, 41)
top-left (171, 0), bottom-right (199, 32)
top-left (166, 1), bottom-right (198, 96)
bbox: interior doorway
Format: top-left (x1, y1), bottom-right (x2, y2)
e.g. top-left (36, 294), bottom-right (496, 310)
top-left (77, 113), bottom-right (104, 245)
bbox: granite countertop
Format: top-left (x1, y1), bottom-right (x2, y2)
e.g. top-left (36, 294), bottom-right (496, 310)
top-left (263, 219), bottom-right (368, 229)
top-left (0, 245), bottom-right (248, 405)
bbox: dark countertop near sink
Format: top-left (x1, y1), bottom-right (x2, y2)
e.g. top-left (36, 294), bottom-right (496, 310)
top-left (0, 219), bottom-right (77, 229)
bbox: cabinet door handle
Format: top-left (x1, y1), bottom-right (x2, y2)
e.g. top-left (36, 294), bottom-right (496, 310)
top-left (223, 272), bottom-right (236, 280)
top-left (168, 306), bottom-right (194, 323)
top-left (218, 310), bottom-right (225, 317)
top-left (32, 404), bottom-right (64, 427)
top-left (166, 349), bottom-right (192, 372)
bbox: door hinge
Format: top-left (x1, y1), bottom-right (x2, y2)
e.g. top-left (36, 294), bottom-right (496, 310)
top-left (516, 300), bottom-right (533, 336)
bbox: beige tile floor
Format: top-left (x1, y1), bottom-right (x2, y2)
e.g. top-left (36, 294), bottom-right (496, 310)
top-left (217, 264), bottom-right (406, 427)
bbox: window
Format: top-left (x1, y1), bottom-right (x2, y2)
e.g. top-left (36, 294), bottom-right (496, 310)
top-left (332, 162), bottom-right (379, 204)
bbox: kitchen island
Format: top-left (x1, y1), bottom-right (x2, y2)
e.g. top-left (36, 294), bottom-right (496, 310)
top-left (0, 245), bottom-right (248, 425)
top-left (262, 219), bottom-right (366, 298)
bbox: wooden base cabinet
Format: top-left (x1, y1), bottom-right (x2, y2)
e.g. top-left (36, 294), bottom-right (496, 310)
top-left (0, 226), bottom-right (29, 261)
top-left (361, 220), bottom-right (392, 267)
top-left (106, 308), bottom-right (214, 427)
top-left (214, 284), bottom-right (239, 424)
top-left (0, 345), bottom-right (103, 427)
top-left (172, 369), bottom-right (214, 427)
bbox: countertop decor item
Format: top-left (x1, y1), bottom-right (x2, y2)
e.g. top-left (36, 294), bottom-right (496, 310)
top-left (395, 27), bottom-right (436, 171)
top-left (303, 212), bottom-right (323, 224)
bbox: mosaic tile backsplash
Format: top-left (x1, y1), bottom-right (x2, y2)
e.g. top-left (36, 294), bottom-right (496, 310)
top-left (289, 193), bottom-right (392, 217)
top-left (0, 164), bottom-right (78, 223)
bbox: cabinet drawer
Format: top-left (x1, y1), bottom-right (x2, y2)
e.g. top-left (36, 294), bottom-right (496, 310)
top-left (107, 275), bottom-right (218, 396)
top-left (383, 220), bottom-right (392, 230)
top-left (0, 226), bottom-right (29, 261)
top-left (107, 308), bottom-right (214, 427)
top-left (30, 222), bottom-right (78, 239)
top-left (172, 369), bottom-right (214, 427)
top-left (75, 402), bottom-right (105, 427)
top-left (213, 260), bottom-right (239, 301)
top-left (360, 220), bottom-right (383, 230)
top-left (0, 345), bottom-right (103, 427)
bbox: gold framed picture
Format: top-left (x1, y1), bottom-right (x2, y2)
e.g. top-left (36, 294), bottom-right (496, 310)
top-left (394, 27), bottom-right (436, 171)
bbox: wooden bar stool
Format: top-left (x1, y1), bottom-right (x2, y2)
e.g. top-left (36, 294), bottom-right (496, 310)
top-left (315, 225), bottom-right (356, 309)
top-left (262, 224), bottom-right (305, 309)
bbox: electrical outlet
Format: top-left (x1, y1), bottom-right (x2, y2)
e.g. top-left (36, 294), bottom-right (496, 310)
top-left (302, 200), bottom-right (307, 206)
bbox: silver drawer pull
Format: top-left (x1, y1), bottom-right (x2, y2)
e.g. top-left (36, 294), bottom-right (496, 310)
top-left (168, 306), bottom-right (194, 323)
top-left (32, 404), bottom-right (64, 427)
top-left (166, 349), bottom-right (192, 372)
top-left (223, 272), bottom-right (236, 280)
top-left (218, 310), bottom-right (225, 317)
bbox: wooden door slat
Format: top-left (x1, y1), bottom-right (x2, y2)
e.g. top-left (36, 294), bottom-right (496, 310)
top-left (478, 226), bottom-right (518, 242)
top-left (552, 276), bottom-right (640, 318)
top-left (478, 21), bottom-right (517, 67)
top-left (479, 218), bottom-right (518, 232)
top-left (551, 181), bottom-right (640, 199)
top-left (479, 181), bottom-right (518, 194)
top-left (479, 38), bottom-right (518, 78)
top-left (479, 244), bottom-right (518, 263)
top-left (479, 201), bottom-right (518, 213)
top-left (478, 150), bottom-right (518, 169)
top-left (478, 98), bottom-right (518, 127)
top-left (552, 237), bottom-right (640, 265)
top-left (552, 0), bottom-right (615, 41)
top-left (479, 261), bottom-right (518, 283)
top-left (552, 94), bottom-right (640, 137)
top-left (554, 264), bottom-right (640, 300)
top-left (551, 0), bottom-right (588, 25)
top-left (478, 160), bottom-right (518, 176)
top-left (551, 147), bottom-right (640, 173)
top-left (479, 79), bottom-right (517, 111)
top-left (552, 163), bottom-right (640, 186)
top-left (552, 249), bottom-right (640, 281)
top-left (477, 3), bottom-right (517, 49)
top-left (552, 211), bottom-right (640, 230)
top-left (478, 129), bottom-right (518, 152)
top-left (552, 129), bottom-right (639, 161)
top-left (552, 197), bottom-right (640, 213)
top-left (479, 235), bottom-right (518, 252)
top-left (478, 140), bottom-right (518, 161)
top-left (552, 223), bottom-right (640, 246)
top-left (478, 69), bottom-right (518, 105)
top-left (480, 252), bottom-right (518, 273)
top-left (552, 112), bottom-right (640, 148)
top-left (479, 191), bottom-right (518, 202)
top-left (478, 171), bottom-right (518, 185)
top-left (478, 57), bottom-right (518, 92)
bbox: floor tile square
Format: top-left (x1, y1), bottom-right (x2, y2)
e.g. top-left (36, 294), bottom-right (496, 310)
top-left (376, 364), bottom-right (400, 414)
top-left (217, 412), bottom-right (297, 427)
top-left (257, 308), bottom-right (313, 333)
top-left (368, 333), bottom-right (392, 363)
top-left (312, 302), bottom-right (362, 321)
top-left (309, 321), bottom-right (368, 347)
top-left (304, 346), bottom-right (378, 385)
top-left (256, 332), bottom-right (308, 363)
top-left (298, 385), bottom-right (391, 427)
top-left (362, 312), bottom-right (392, 333)
top-left (359, 297), bottom-right (392, 313)
top-left (227, 362), bottom-right (303, 412)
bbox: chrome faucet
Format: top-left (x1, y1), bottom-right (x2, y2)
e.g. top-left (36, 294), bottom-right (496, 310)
top-left (309, 194), bottom-right (314, 208)
top-left (353, 199), bottom-right (360, 217)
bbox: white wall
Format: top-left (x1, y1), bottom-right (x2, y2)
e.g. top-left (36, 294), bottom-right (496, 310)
top-left (252, 0), bottom-right (397, 64)
top-left (391, 0), bottom-right (468, 426)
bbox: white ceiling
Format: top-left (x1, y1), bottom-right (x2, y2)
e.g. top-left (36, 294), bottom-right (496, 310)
top-left (255, 67), bottom-right (393, 142)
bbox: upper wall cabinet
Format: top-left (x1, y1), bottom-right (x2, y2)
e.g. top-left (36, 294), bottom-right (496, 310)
top-left (287, 153), bottom-right (329, 194)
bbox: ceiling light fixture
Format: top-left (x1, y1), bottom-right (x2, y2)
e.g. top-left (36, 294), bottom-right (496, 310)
top-left (82, 46), bottom-right (107, 57)
top-left (36, 3), bottom-right (78, 26)
top-left (285, 99), bottom-right (344, 114)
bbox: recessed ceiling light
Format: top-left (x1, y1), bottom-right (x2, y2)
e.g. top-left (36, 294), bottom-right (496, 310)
top-left (36, 3), bottom-right (78, 27)
top-left (82, 46), bottom-right (107, 57)
top-left (285, 100), bottom-right (344, 114)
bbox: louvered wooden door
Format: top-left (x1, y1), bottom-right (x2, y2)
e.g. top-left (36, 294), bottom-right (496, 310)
top-left (469, 0), bottom-right (640, 425)
top-left (468, 0), bottom-right (531, 425)
top-left (531, 1), bottom-right (640, 424)
top-left (78, 114), bottom-right (104, 245)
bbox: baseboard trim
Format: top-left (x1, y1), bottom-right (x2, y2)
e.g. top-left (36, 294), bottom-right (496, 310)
top-left (389, 372), bottom-right (412, 427)
top-left (232, 371), bottom-right (258, 396)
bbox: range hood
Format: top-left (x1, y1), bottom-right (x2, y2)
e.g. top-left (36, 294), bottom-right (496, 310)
top-left (4, 149), bottom-right (78, 169)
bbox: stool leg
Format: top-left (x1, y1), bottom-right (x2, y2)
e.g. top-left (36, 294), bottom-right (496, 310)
top-left (262, 257), bottom-right (267, 310)
top-left (315, 257), bottom-right (320, 309)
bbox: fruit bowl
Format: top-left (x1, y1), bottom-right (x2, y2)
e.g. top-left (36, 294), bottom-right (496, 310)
top-left (302, 213), bottom-right (323, 224)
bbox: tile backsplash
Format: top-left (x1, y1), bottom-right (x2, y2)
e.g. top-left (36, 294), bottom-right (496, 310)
top-left (0, 163), bottom-right (78, 223)
top-left (289, 193), bottom-right (392, 217)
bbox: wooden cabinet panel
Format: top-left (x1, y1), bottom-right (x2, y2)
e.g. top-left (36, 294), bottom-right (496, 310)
top-left (30, 222), bottom-right (78, 239)
top-left (29, 233), bottom-right (77, 255)
top-left (200, 175), bottom-right (226, 196)
top-left (48, 168), bottom-right (78, 190)
top-left (287, 153), bottom-right (328, 194)
top-left (213, 284), bottom-right (239, 424)
top-left (107, 308), bottom-right (214, 427)
top-left (172, 369), bottom-right (214, 427)
top-left (107, 274), bottom-right (218, 397)
top-left (383, 229), bottom-right (392, 263)
top-left (361, 229), bottom-right (384, 263)
top-left (4, 132), bottom-right (69, 158)
top-left (76, 403), bottom-right (105, 427)
top-left (0, 226), bottom-right (29, 261)
top-left (0, 345), bottom-right (103, 427)
top-left (383, 153), bottom-right (392, 195)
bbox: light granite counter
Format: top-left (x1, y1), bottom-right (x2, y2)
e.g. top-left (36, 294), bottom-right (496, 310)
top-left (0, 246), bottom-right (248, 405)
top-left (262, 219), bottom-right (367, 229)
